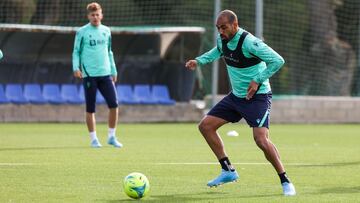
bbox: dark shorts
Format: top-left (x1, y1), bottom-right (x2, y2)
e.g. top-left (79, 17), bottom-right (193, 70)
top-left (83, 75), bottom-right (118, 113)
top-left (207, 92), bottom-right (272, 128)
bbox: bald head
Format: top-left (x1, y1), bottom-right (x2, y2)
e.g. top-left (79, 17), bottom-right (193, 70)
top-left (216, 10), bottom-right (239, 41)
top-left (217, 10), bottom-right (238, 24)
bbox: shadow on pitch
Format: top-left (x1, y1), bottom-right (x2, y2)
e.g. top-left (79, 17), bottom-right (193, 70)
top-left (318, 186), bottom-right (360, 194)
top-left (104, 191), bottom-right (280, 203)
top-left (293, 161), bottom-right (360, 168)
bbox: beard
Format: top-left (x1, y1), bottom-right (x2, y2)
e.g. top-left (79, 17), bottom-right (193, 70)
top-left (221, 38), bottom-right (229, 44)
top-left (220, 34), bottom-right (229, 43)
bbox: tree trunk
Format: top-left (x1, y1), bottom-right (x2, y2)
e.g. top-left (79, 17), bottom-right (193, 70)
top-left (0, 0), bottom-right (36, 23)
top-left (31, 0), bottom-right (61, 25)
top-left (307, 0), bottom-right (356, 96)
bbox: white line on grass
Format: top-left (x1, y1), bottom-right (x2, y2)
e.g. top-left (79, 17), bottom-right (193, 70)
top-left (0, 163), bottom-right (37, 166)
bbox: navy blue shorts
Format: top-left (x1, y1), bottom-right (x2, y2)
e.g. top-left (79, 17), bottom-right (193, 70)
top-left (83, 76), bottom-right (118, 113)
top-left (207, 92), bottom-right (272, 128)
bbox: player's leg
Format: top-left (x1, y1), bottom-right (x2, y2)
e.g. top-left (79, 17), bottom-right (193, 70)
top-left (108, 107), bottom-right (118, 128)
top-left (199, 115), bottom-right (239, 187)
top-left (245, 93), bottom-right (295, 196)
top-left (98, 76), bottom-right (122, 148)
top-left (83, 77), bottom-right (102, 147)
top-left (199, 115), bottom-right (228, 160)
top-left (253, 127), bottom-right (285, 173)
top-left (107, 107), bottom-right (122, 148)
top-left (86, 113), bottom-right (96, 133)
top-left (200, 93), bottom-right (241, 187)
top-left (253, 127), bottom-right (296, 196)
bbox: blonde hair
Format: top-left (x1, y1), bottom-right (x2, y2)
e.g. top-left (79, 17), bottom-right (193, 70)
top-left (87, 2), bottom-right (102, 13)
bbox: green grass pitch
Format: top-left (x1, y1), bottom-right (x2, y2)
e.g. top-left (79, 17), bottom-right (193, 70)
top-left (0, 123), bottom-right (359, 202)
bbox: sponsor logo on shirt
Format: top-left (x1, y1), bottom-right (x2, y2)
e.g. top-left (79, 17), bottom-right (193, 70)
top-left (223, 55), bottom-right (239, 63)
top-left (89, 39), bottom-right (106, 46)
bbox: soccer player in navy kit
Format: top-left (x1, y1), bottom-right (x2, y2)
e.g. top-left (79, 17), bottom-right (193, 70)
top-left (186, 10), bottom-right (296, 196)
top-left (72, 2), bottom-right (122, 148)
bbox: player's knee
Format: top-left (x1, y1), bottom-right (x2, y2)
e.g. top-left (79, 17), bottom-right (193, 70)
top-left (86, 108), bottom-right (96, 113)
top-left (198, 120), bottom-right (214, 134)
top-left (109, 107), bottom-right (118, 111)
top-left (198, 122), bottom-right (205, 133)
top-left (108, 103), bottom-right (118, 109)
top-left (254, 137), bottom-right (269, 150)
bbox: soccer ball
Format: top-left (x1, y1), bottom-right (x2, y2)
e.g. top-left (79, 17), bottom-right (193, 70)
top-left (123, 172), bottom-right (150, 199)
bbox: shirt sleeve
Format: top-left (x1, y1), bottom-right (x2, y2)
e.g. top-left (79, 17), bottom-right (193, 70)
top-left (195, 46), bottom-right (222, 66)
top-left (246, 37), bottom-right (285, 84)
top-left (72, 30), bottom-right (83, 72)
top-left (0, 49), bottom-right (3, 60)
top-left (108, 33), bottom-right (117, 76)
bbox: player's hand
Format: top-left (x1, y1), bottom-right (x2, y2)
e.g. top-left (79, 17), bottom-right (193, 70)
top-left (246, 80), bottom-right (259, 100)
top-left (73, 70), bottom-right (82, 78)
top-left (185, 60), bottom-right (197, 70)
top-left (112, 75), bottom-right (117, 83)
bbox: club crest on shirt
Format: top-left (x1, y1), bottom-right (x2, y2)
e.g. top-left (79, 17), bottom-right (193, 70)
top-left (90, 39), bottom-right (96, 46)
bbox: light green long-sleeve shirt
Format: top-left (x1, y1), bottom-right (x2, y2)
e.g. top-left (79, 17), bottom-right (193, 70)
top-left (0, 49), bottom-right (3, 60)
top-left (196, 28), bottom-right (285, 98)
top-left (72, 23), bottom-right (117, 77)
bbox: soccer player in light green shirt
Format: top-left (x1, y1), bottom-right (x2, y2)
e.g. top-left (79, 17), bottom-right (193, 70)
top-left (72, 2), bottom-right (122, 148)
top-left (0, 49), bottom-right (3, 60)
top-left (186, 10), bottom-right (296, 196)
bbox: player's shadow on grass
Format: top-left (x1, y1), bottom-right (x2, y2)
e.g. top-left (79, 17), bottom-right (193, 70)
top-left (294, 161), bottom-right (360, 167)
top-left (319, 186), bottom-right (360, 194)
top-left (106, 191), bottom-right (280, 202)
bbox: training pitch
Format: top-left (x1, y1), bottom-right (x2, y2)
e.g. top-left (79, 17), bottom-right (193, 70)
top-left (0, 123), bottom-right (359, 202)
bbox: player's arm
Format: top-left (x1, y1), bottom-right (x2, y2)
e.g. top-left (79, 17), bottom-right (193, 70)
top-left (248, 37), bottom-right (285, 84)
top-left (245, 37), bottom-right (285, 99)
top-left (108, 32), bottom-right (117, 82)
top-left (185, 46), bottom-right (222, 70)
top-left (72, 30), bottom-right (83, 78)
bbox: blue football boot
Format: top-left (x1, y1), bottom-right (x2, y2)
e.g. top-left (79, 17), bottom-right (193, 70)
top-left (207, 169), bottom-right (239, 187)
top-left (91, 139), bottom-right (102, 148)
top-left (107, 136), bottom-right (123, 148)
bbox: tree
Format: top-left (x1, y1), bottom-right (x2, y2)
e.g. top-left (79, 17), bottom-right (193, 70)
top-left (305, 0), bottom-right (356, 95)
top-left (31, 0), bottom-right (61, 25)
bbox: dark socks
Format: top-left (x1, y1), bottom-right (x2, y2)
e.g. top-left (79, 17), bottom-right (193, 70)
top-left (219, 157), bottom-right (235, 172)
top-left (279, 172), bottom-right (290, 183)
